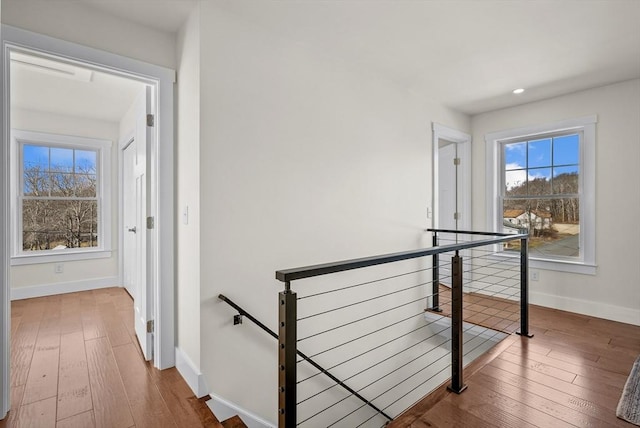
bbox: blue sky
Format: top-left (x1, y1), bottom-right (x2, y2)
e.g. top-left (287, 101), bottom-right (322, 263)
top-left (504, 134), bottom-right (579, 190)
top-left (23, 144), bottom-right (96, 173)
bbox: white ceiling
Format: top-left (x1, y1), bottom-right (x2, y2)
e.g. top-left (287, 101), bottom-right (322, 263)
top-left (80, 0), bottom-right (197, 33)
top-left (7, 1), bottom-right (640, 117)
top-left (212, 0), bottom-right (640, 115)
top-left (10, 52), bottom-right (145, 122)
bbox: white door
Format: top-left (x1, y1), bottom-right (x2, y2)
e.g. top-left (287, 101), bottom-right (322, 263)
top-left (437, 139), bottom-right (460, 285)
top-left (123, 87), bottom-right (153, 361)
top-left (438, 139), bottom-right (460, 232)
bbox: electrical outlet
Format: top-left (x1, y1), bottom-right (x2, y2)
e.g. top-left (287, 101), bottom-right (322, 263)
top-left (531, 270), bottom-right (539, 281)
top-left (55, 263), bottom-right (64, 274)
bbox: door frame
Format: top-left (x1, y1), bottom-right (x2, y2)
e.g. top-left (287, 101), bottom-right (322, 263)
top-left (432, 123), bottom-right (472, 231)
top-left (0, 25), bottom-right (176, 418)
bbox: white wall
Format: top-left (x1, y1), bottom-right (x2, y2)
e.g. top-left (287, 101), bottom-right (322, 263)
top-left (1, 0), bottom-right (176, 69)
top-left (10, 108), bottom-right (120, 291)
top-left (175, 3), bottom-right (202, 375)
top-left (471, 79), bottom-right (640, 326)
top-left (198, 3), bottom-right (469, 422)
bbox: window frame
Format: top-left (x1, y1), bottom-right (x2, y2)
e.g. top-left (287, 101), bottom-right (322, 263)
top-left (10, 130), bottom-right (112, 265)
top-left (485, 115), bottom-right (597, 275)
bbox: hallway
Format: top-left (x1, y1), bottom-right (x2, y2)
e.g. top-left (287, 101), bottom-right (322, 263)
top-left (1, 287), bottom-right (218, 427)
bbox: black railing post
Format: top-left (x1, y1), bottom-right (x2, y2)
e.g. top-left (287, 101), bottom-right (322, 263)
top-left (517, 237), bottom-right (534, 338)
top-left (278, 283), bottom-right (297, 427)
top-left (448, 251), bottom-right (467, 393)
top-left (430, 232), bottom-right (442, 312)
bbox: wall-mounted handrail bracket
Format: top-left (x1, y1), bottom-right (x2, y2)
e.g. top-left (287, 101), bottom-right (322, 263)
top-left (233, 314), bottom-right (243, 325)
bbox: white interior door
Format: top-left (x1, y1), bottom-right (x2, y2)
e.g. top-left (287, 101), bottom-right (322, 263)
top-left (123, 87), bottom-right (152, 361)
top-left (437, 139), bottom-right (460, 285)
top-left (123, 143), bottom-right (137, 298)
top-left (438, 139), bottom-right (459, 232)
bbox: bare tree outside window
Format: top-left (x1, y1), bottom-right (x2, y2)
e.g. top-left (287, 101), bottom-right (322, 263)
top-left (21, 144), bottom-right (99, 251)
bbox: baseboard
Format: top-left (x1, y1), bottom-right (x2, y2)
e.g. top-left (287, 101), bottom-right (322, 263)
top-left (206, 393), bottom-right (275, 428)
top-left (531, 291), bottom-right (640, 326)
top-left (175, 347), bottom-right (209, 398)
top-left (10, 276), bottom-right (119, 300)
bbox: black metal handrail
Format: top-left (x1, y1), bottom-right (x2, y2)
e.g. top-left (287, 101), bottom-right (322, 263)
top-left (276, 233), bottom-right (528, 283)
top-left (217, 294), bottom-right (393, 422)
top-left (426, 228), bottom-right (526, 237)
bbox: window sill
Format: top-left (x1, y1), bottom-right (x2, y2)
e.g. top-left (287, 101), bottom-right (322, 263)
top-left (487, 251), bottom-right (597, 276)
top-left (11, 249), bottom-right (113, 266)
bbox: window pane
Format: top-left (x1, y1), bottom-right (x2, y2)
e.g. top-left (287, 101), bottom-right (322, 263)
top-left (553, 166), bottom-right (579, 195)
top-left (503, 197), bottom-right (579, 257)
top-left (23, 199), bottom-right (52, 250)
top-left (51, 173), bottom-right (75, 197)
top-left (75, 174), bottom-right (97, 197)
top-left (504, 142), bottom-right (526, 170)
top-left (75, 150), bottom-right (97, 173)
top-left (22, 199), bottom-right (98, 251)
top-left (527, 168), bottom-right (551, 195)
top-left (50, 148), bottom-right (74, 172)
top-left (23, 170), bottom-right (49, 196)
top-left (553, 134), bottom-right (579, 165)
top-left (23, 145), bottom-right (49, 170)
top-left (528, 138), bottom-right (551, 168)
top-left (505, 169), bottom-right (526, 196)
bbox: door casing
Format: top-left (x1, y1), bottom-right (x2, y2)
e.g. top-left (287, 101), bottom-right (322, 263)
top-left (0, 25), bottom-right (176, 418)
top-left (432, 123), bottom-right (472, 232)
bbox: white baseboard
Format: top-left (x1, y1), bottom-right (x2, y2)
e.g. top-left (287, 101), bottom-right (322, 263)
top-left (175, 347), bottom-right (209, 398)
top-left (206, 393), bottom-right (275, 428)
top-left (10, 276), bottom-right (119, 300)
top-left (531, 291), bottom-right (640, 326)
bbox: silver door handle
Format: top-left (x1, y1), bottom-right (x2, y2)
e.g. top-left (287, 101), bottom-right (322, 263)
top-left (127, 227), bottom-right (137, 233)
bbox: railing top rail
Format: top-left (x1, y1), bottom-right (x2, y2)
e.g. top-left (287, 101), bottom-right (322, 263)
top-left (276, 232), bottom-right (528, 283)
top-left (427, 228), bottom-right (526, 237)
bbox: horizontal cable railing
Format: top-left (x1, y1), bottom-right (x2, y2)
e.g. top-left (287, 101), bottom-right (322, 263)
top-left (217, 294), bottom-right (393, 422)
top-left (275, 230), bottom-right (531, 427)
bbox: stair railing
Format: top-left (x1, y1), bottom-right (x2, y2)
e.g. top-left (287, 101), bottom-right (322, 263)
top-left (275, 230), bottom-right (530, 427)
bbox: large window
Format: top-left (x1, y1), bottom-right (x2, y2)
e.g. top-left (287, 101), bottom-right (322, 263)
top-left (486, 116), bottom-right (596, 274)
top-left (11, 130), bottom-right (112, 264)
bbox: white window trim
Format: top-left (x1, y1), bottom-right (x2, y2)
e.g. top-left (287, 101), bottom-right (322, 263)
top-left (10, 129), bottom-right (112, 265)
top-left (485, 115), bottom-right (597, 275)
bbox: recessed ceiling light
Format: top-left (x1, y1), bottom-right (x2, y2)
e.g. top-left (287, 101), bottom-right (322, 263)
top-left (512, 88), bottom-right (525, 94)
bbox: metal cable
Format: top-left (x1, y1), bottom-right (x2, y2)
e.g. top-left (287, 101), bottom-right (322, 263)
top-left (298, 267), bottom-right (434, 301)
top-left (297, 281), bottom-right (430, 322)
top-left (298, 293), bottom-right (431, 342)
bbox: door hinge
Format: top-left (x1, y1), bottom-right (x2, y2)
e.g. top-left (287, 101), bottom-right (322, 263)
top-left (454, 212), bottom-right (460, 220)
top-left (146, 114), bottom-right (155, 127)
top-left (453, 157), bottom-right (461, 166)
top-left (147, 216), bottom-right (154, 229)
top-left (146, 319), bottom-right (154, 333)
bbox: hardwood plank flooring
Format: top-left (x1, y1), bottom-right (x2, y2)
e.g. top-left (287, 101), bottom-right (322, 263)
top-left (5, 287), bottom-right (638, 427)
top-left (1, 287), bottom-right (222, 428)
top-left (391, 304), bottom-right (640, 427)
top-left (432, 284), bottom-right (521, 334)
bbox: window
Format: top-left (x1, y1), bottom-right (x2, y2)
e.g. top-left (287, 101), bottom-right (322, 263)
top-left (486, 116), bottom-right (596, 274)
top-left (11, 130), bottom-right (112, 264)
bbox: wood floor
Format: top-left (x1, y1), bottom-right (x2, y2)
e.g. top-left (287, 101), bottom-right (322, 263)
top-left (391, 304), bottom-right (640, 427)
top-left (433, 284), bottom-right (521, 334)
top-left (4, 287), bottom-right (638, 427)
top-left (1, 287), bottom-right (221, 428)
